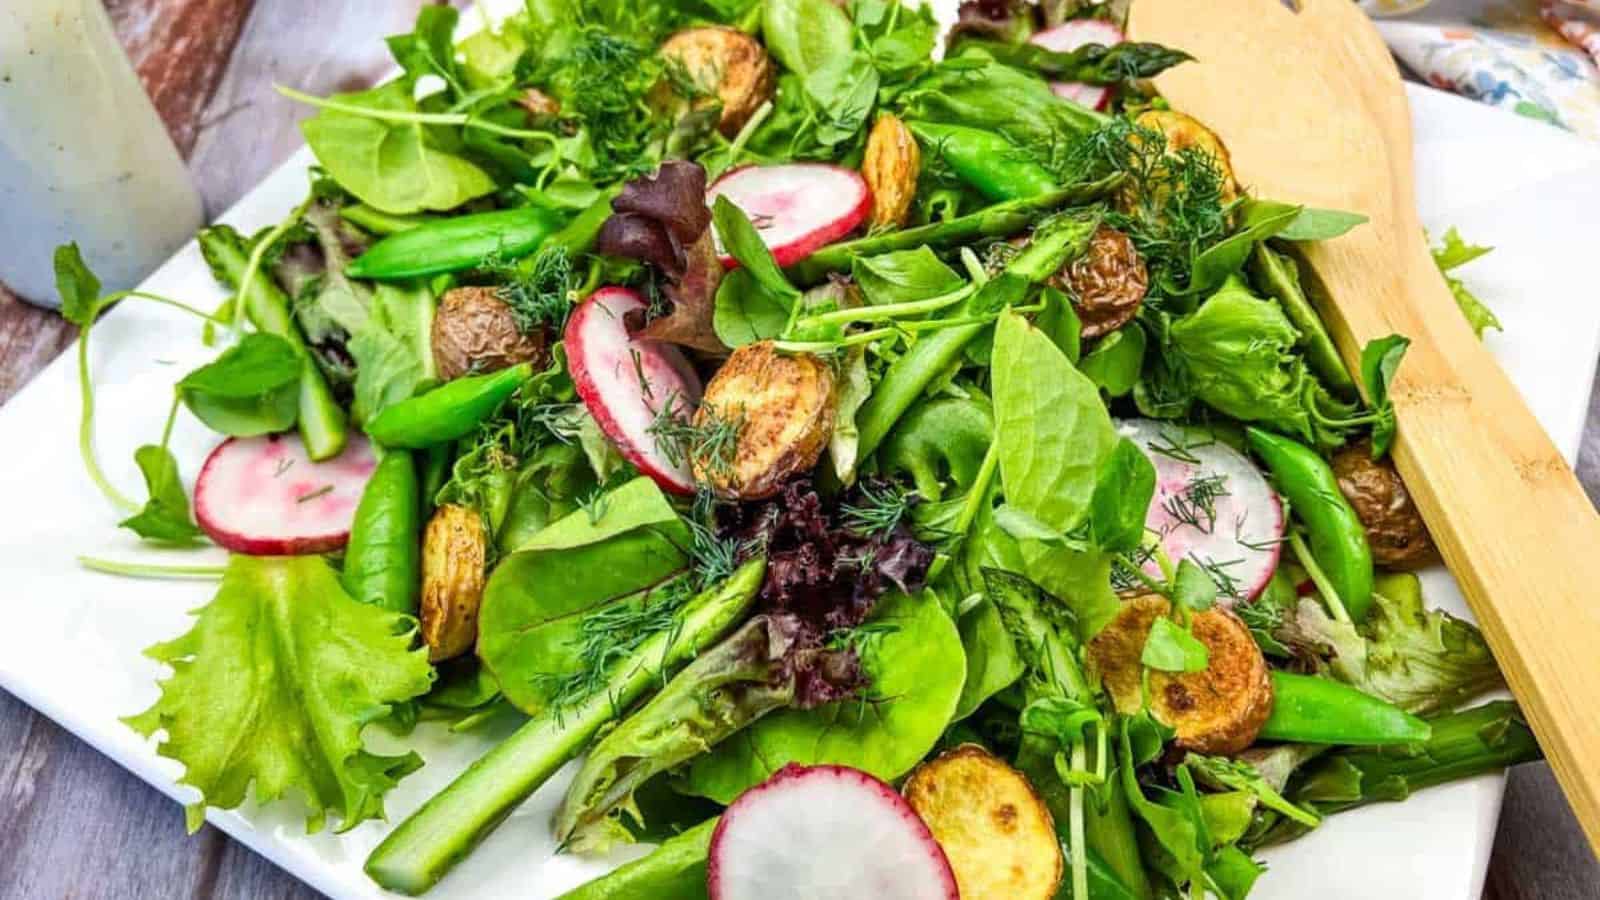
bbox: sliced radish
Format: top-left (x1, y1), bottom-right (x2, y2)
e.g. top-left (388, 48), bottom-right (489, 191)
top-left (194, 432), bottom-right (376, 555)
top-left (1031, 19), bottom-right (1123, 112)
top-left (707, 164), bottom-right (871, 268)
top-left (566, 286), bottom-right (703, 495)
top-left (707, 764), bottom-right (958, 900)
top-left (1118, 419), bottom-right (1283, 603)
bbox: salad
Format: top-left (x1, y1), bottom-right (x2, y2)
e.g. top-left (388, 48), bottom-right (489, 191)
top-left (59, 0), bottom-right (1533, 897)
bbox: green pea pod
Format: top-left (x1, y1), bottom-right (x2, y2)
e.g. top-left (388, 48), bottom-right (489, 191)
top-left (341, 450), bottom-right (421, 615)
top-left (340, 204), bottom-right (437, 236)
top-left (1260, 671), bottom-right (1431, 746)
top-left (543, 186), bottom-right (623, 256)
top-left (1246, 427), bottom-right (1375, 621)
top-left (908, 121), bottom-right (1059, 202)
top-left (366, 363), bottom-right (533, 448)
top-left (347, 206), bottom-right (566, 280)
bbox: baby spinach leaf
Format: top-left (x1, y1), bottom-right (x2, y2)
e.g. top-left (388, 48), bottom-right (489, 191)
top-left (953, 591), bottom-right (1025, 720)
top-left (870, 18), bottom-right (938, 77)
top-left (1142, 615), bottom-right (1210, 672)
top-left (1119, 718), bottom-right (1206, 888)
top-left (119, 445), bottom-right (204, 545)
top-left (851, 247), bottom-right (964, 306)
top-left (711, 196), bottom-right (801, 303)
top-left (763, 0), bottom-right (854, 76)
top-left (300, 81), bottom-right (496, 215)
top-left (387, 5), bottom-right (468, 97)
top-left (1172, 558), bottom-right (1219, 612)
top-left (712, 269), bottom-right (792, 347)
top-left (680, 590), bottom-right (966, 803)
top-left (177, 332), bottom-right (303, 437)
top-left (1089, 437), bottom-right (1156, 553)
top-left (1035, 286), bottom-right (1083, 363)
top-left (1276, 206), bottom-right (1368, 242)
top-left (476, 478), bottom-right (693, 715)
top-left (804, 52), bottom-right (880, 147)
top-left (993, 309), bottom-right (1117, 532)
top-left (1360, 334), bottom-right (1410, 458)
top-left (1208, 845), bottom-right (1267, 900)
top-left (1188, 199), bottom-right (1303, 295)
top-left (994, 504), bottom-right (1079, 546)
top-left (54, 242), bottom-right (102, 327)
top-left (125, 555), bottom-right (433, 833)
top-left (1080, 325), bottom-right (1146, 397)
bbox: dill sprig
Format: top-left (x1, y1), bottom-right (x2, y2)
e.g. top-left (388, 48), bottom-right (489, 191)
top-left (484, 244), bottom-right (576, 334)
top-left (532, 578), bottom-right (693, 719)
top-left (647, 395), bottom-right (744, 478)
top-left (1161, 473), bottom-right (1231, 535)
top-left (1188, 553), bottom-right (1245, 601)
top-left (826, 621), bottom-right (901, 654)
top-left (1145, 426), bottom-right (1216, 465)
top-left (841, 481), bottom-right (916, 539)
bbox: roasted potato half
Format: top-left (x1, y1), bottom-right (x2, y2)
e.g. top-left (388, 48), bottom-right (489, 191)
top-left (421, 504), bottom-right (487, 662)
top-left (903, 745), bottom-right (1063, 900)
top-left (863, 115), bottom-right (920, 229)
top-left (1056, 225), bottom-right (1148, 340)
top-left (1087, 594), bottom-right (1272, 755)
top-left (1134, 109), bottom-right (1238, 204)
top-left (660, 27), bottom-right (776, 136)
top-left (431, 286), bottom-right (549, 382)
top-left (1332, 440), bottom-right (1437, 570)
top-left (693, 341), bottom-right (835, 500)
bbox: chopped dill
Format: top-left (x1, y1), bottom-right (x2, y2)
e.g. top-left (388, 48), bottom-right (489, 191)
top-left (1145, 425), bottom-right (1216, 465)
top-left (1161, 473), bottom-right (1231, 534)
top-left (841, 481), bottom-right (916, 539)
top-left (1188, 553), bottom-right (1245, 601)
top-left (578, 485), bottom-right (611, 524)
top-left (531, 578), bottom-right (693, 720)
top-left (485, 244), bottom-right (576, 334)
top-left (648, 395), bottom-right (744, 478)
top-left (827, 621), bottom-right (901, 654)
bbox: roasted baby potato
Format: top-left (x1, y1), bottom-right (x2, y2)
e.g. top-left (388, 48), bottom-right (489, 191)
top-left (1134, 109), bottom-right (1238, 203)
top-left (1087, 594), bottom-right (1272, 755)
top-left (660, 27), bottom-right (776, 136)
top-left (1332, 440), bottom-right (1437, 570)
top-left (421, 504), bottom-right (487, 662)
top-left (692, 341), bottom-right (835, 500)
top-left (863, 115), bottom-right (921, 228)
top-left (1055, 225), bottom-right (1148, 339)
top-left (431, 286), bottom-right (549, 382)
top-left (903, 745), bottom-right (1063, 900)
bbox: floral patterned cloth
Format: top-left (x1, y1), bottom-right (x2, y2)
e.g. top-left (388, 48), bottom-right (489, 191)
top-left (1359, 0), bottom-right (1600, 137)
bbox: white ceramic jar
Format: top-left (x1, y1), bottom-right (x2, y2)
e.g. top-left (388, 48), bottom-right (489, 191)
top-left (0, 0), bottom-right (204, 306)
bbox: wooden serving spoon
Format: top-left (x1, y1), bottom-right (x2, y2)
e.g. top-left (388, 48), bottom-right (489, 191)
top-left (1130, 0), bottom-right (1600, 853)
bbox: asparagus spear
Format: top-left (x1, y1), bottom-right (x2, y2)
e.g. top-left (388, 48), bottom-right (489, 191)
top-left (365, 559), bottom-right (766, 895)
top-left (554, 818), bottom-right (717, 900)
top-left (197, 225), bottom-right (347, 460)
top-left (785, 174), bottom-right (1123, 285)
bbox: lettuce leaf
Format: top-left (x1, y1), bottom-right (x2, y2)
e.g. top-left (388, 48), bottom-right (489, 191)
top-left (1431, 228), bottom-right (1501, 339)
top-left (126, 556), bottom-right (434, 833)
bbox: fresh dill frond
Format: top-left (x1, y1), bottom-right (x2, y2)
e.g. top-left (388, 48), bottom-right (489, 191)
top-left (1188, 553), bottom-right (1245, 601)
top-left (647, 395), bottom-right (744, 478)
top-left (484, 244), bottom-right (576, 334)
top-left (1145, 425), bottom-right (1215, 465)
top-left (827, 621), bottom-right (901, 654)
top-left (532, 578), bottom-right (694, 719)
top-left (841, 481), bottom-right (915, 539)
top-left (1161, 473), bottom-right (1231, 535)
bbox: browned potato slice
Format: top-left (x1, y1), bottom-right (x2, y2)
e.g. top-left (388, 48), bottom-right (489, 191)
top-left (1134, 109), bottom-right (1238, 203)
top-left (420, 504), bottom-right (487, 662)
top-left (1087, 594), bottom-right (1272, 755)
top-left (903, 745), bottom-right (1063, 900)
top-left (693, 341), bottom-right (835, 500)
top-left (431, 286), bottom-right (549, 382)
top-left (660, 27), bottom-right (776, 136)
top-left (863, 115), bottom-right (920, 228)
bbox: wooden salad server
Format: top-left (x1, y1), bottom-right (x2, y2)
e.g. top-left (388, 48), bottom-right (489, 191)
top-left (1130, 0), bottom-right (1600, 852)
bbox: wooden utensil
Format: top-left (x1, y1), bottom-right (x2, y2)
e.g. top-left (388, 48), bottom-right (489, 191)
top-left (1130, 0), bottom-right (1600, 853)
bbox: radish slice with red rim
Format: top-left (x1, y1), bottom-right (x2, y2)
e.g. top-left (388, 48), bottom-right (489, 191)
top-left (1031, 19), bottom-right (1123, 112)
top-left (194, 432), bottom-right (376, 555)
top-left (566, 286), bottom-right (703, 495)
top-left (1118, 418), bottom-right (1283, 603)
top-left (706, 164), bottom-right (871, 268)
top-left (707, 763), bottom-right (959, 900)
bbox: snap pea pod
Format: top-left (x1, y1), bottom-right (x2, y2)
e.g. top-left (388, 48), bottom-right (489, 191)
top-left (855, 209), bottom-right (1102, 458)
top-left (908, 121), bottom-right (1060, 202)
top-left (340, 450), bottom-right (421, 615)
top-left (1248, 244), bottom-right (1358, 400)
top-left (1259, 671), bottom-right (1431, 746)
top-left (787, 175), bottom-right (1122, 285)
top-left (543, 186), bottom-right (622, 256)
top-left (1245, 427), bottom-right (1375, 621)
top-left (346, 206), bottom-right (567, 280)
top-left (555, 819), bottom-right (715, 900)
top-left (339, 204), bottom-right (436, 236)
top-left (365, 363), bottom-right (532, 449)
top-left (197, 225), bottom-right (347, 461)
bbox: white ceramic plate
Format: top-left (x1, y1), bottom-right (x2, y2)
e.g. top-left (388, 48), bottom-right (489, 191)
top-left (2, 47), bottom-right (1598, 896)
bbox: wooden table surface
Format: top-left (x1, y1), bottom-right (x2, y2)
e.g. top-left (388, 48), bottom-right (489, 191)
top-left (0, 2), bottom-right (1596, 898)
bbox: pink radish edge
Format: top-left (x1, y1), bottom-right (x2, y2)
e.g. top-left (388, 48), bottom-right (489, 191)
top-left (1032, 19), bottom-right (1123, 112)
top-left (707, 163), bottom-right (872, 269)
top-left (565, 286), bottom-right (702, 495)
top-left (707, 763), bottom-right (959, 900)
top-left (194, 432), bottom-right (376, 555)
top-left (1118, 418), bottom-right (1285, 603)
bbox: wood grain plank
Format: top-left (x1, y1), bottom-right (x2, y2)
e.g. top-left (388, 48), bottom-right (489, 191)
top-left (104, 0), bottom-right (255, 154)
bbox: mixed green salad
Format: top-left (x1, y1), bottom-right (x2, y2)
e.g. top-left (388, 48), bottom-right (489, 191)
top-left (61, 0), bottom-right (1532, 897)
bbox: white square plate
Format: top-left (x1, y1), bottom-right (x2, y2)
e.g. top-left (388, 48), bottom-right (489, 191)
top-left (0, 56), bottom-right (1596, 899)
